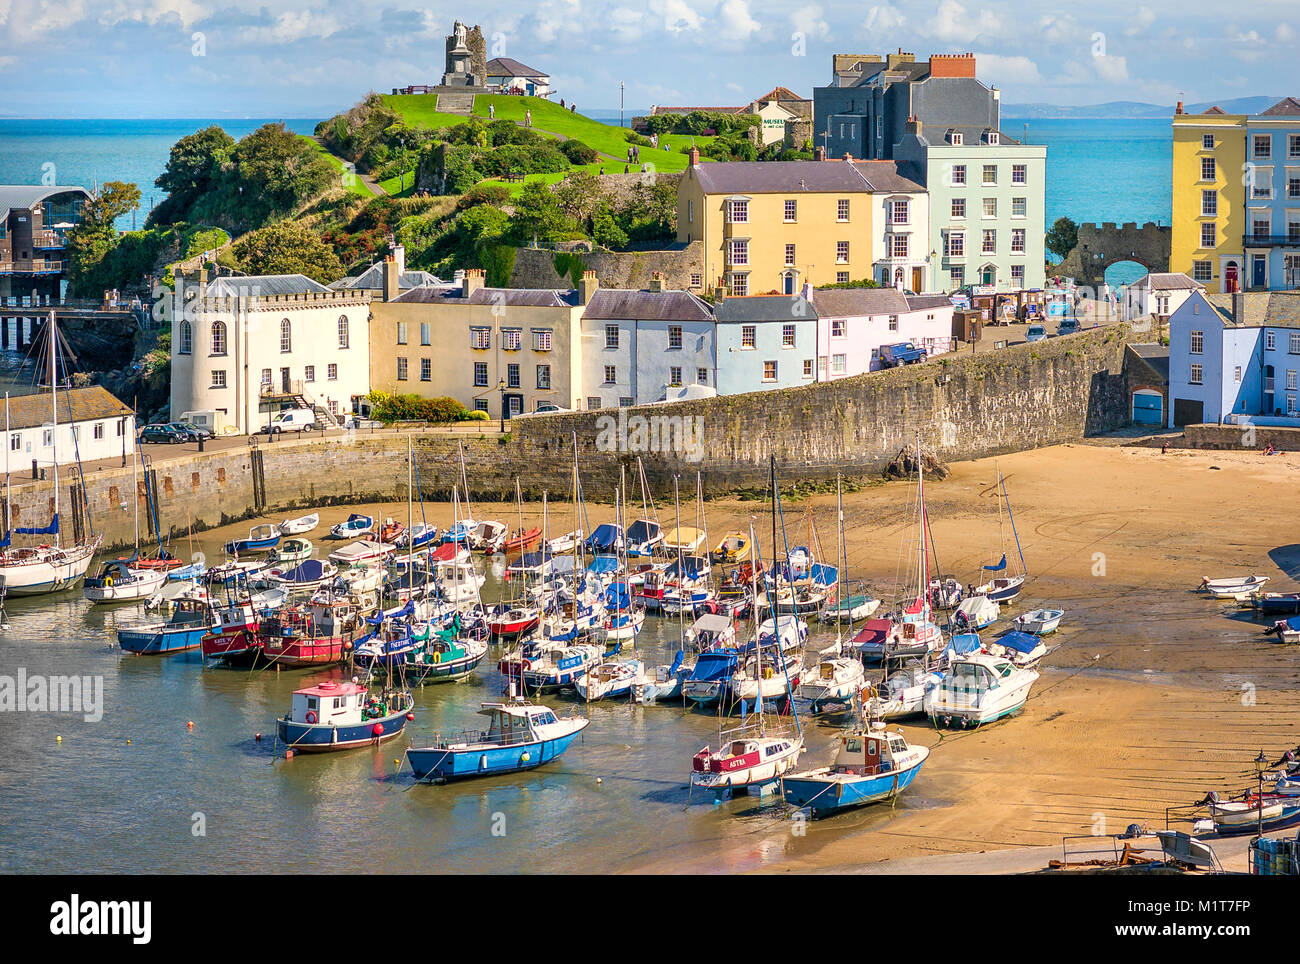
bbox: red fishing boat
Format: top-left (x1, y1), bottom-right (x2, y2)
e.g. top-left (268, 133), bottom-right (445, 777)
top-left (486, 604), bottom-right (540, 638)
top-left (502, 527), bottom-right (541, 554)
top-left (259, 598), bottom-right (368, 668)
top-left (379, 518), bottom-right (405, 544)
top-left (200, 599), bottom-right (263, 664)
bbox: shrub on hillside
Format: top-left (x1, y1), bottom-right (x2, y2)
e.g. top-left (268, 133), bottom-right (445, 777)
top-left (456, 183), bottom-right (512, 210)
top-left (559, 139), bottom-right (598, 165)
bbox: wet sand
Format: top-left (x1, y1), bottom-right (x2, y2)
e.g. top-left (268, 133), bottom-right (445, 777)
top-left (190, 442), bottom-right (1300, 873)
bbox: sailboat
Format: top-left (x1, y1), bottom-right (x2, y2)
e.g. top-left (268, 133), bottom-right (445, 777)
top-left (0, 313), bottom-right (100, 595)
top-left (84, 441), bottom-right (167, 603)
top-left (973, 468), bottom-right (1027, 605)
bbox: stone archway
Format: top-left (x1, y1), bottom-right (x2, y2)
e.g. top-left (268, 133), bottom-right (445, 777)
top-left (1055, 222), bottom-right (1171, 287)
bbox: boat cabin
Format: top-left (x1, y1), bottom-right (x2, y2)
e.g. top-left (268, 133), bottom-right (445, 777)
top-left (288, 680), bottom-right (387, 726)
top-left (692, 737), bottom-right (795, 773)
top-left (480, 701), bottom-right (559, 744)
top-left (830, 725), bottom-right (912, 776)
top-left (687, 613), bottom-right (736, 650)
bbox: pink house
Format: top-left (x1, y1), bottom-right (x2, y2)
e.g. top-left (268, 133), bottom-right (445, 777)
top-left (812, 287), bottom-right (955, 376)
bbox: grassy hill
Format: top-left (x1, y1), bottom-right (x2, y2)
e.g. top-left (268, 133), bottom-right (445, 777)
top-left (301, 135), bottom-right (375, 197)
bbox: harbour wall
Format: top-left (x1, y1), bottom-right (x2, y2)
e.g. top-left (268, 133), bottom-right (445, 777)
top-left (6, 325), bottom-right (1134, 551)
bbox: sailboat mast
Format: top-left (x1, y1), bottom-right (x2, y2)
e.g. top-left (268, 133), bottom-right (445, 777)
top-left (916, 436), bottom-right (926, 603)
top-left (4, 393), bottom-right (10, 538)
top-left (49, 312), bottom-right (60, 548)
top-left (835, 473), bottom-right (844, 641)
top-left (406, 435), bottom-right (414, 577)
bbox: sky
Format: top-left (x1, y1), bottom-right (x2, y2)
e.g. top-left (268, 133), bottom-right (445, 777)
top-left (0, 0), bottom-right (1296, 118)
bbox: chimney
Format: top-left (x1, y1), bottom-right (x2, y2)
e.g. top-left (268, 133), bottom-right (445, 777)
top-left (392, 243), bottom-right (405, 275)
top-left (1233, 291), bottom-right (1245, 323)
top-left (906, 115), bottom-right (922, 136)
top-left (578, 270), bottom-right (599, 305)
top-left (382, 256), bottom-right (400, 302)
top-left (688, 144), bottom-right (700, 167)
top-left (713, 285), bottom-right (726, 303)
top-left (1175, 101), bottom-right (1184, 115)
top-left (463, 268), bottom-right (485, 298)
top-left (813, 145), bottom-right (826, 161)
top-left (649, 272), bottom-right (664, 293)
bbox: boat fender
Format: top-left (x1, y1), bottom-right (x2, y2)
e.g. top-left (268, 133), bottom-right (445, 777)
top-left (305, 711), bottom-right (318, 724)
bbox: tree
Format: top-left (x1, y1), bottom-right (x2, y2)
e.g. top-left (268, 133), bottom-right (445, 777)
top-left (1045, 217), bottom-right (1079, 259)
top-left (151, 126), bottom-right (235, 224)
top-left (231, 220), bottom-right (344, 283)
top-left (507, 182), bottom-right (577, 246)
top-left (64, 181), bottom-right (142, 296)
top-left (231, 123), bottom-right (334, 218)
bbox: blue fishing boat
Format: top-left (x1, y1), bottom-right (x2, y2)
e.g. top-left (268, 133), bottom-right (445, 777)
top-left (117, 598), bottom-right (216, 655)
top-left (223, 523), bottom-right (281, 556)
top-left (783, 720), bottom-right (929, 817)
top-left (682, 649), bottom-right (740, 707)
top-left (330, 513), bottom-right (374, 539)
top-left (276, 680), bottom-right (414, 752)
top-left (405, 700), bottom-right (589, 783)
top-left (440, 518), bottom-right (479, 546)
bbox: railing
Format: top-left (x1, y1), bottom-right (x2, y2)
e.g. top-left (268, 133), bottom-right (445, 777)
top-left (1243, 235), bottom-right (1300, 248)
top-left (0, 259), bottom-right (64, 273)
top-left (30, 231), bottom-right (64, 249)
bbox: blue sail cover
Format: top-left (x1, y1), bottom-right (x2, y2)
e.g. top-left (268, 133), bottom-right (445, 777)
top-left (585, 524), bottom-right (621, 551)
top-left (587, 554), bottom-right (620, 576)
top-left (16, 513), bottom-right (58, 536)
top-left (946, 632), bottom-right (983, 657)
top-left (808, 563), bottom-right (838, 587)
top-left (281, 559), bottom-right (329, 583)
top-left (996, 631), bottom-right (1042, 654)
top-left (605, 581), bottom-right (632, 610)
top-left (983, 554), bottom-right (1007, 572)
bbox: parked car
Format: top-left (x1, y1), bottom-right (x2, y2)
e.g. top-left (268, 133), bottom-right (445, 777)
top-left (168, 420), bottom-right (212, 441)
top-left (1057, 318), bottom-right (1080, 336)
top-left (879, 342), bottom-right (927, 368)
top-left (534, 403), bottom-right (569, 414)
top-left (1025, 324), bottom-right (1047, 343)
top-left (258, 408), bottom-right (318, 436)
top-left (138, 423), bottom-right (188, 444)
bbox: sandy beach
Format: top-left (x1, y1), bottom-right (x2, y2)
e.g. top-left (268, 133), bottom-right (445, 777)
top-left (185, 441), bottom-right (1300, 873)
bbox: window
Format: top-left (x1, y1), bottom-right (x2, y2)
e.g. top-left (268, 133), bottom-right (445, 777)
top-left (836, 240), bottom-right (849, 263)
top-left (836, 271), bottom-right (849, 283)
top-left (93, 422), bottom-right (104, 441)
top-left (803, 358), bottom-right (814, 378)
top-left (178, 320), bottom-right (192, 354)
top-left (829, 353), bottom-right (846, 375)
top-left (951, 164), bottom-right (966, 186)
top-left (727, 199), bottom-right (748, 223)
top-left (1201, 223), bottom-right (1216, 247)
top-left (783, 324), bottom-right (796, 347)
top-left (1012, 164), bottom-right (1026, 185)
top-left (532, 329), bottom-right (552, 351)
top-left (420, 358), bottom-right (431, 381)
top-left (619, 396), bottom-right (634, 407)
top-left (668, 325), bottom-right (682, 349)
top-left (279, 318), bottom-right (292, 353)
top-left (888, 315), bottom-right (899, 331)
top-left (784, 243), bottom-right (796, 266)
top-left (687, 199), bottom-right (694, 223)
top-left (502, 328), bottom-right (522, 351)
top-left (728, 239), bottom-right (748, 265)
top-left (1291, 135), bottom-right (1300, 159)
top-left (1253, 134), bottom-right (1271, 159)
top-left (1267, 331), bottom-right (1277, 350)
top-left (741, 325), bottom-right (756, 348)
top-left (946, 231), bottom-right (965, 257)
top-left (1202, 133), bottom-right (1215, 150)
top-left (396, 357), bottom-right (408, 380)
top-left (784, 199), bottom-right (797, 222)
top-left (1254, 216), bottom-right (1271, 240)
top-left (396, 322), bottom-right (407, 345)
top-left (837, 199), bottom-right (850, 221)
top-left (952, 197), bottom-right (966, 219)
top-left (1012, 197), bottom-right (1026, 218)
top-left (1011, 264), bottom-right (1025, 287)
top-left (891, 234), bottom-right (908, 258)
top-left (983, 197), bottom-right (996, 218)
top-left (987, 131), bottom-right (1000, 146)
top-left (763, 360), bottom-right (778, 381)
top-left (949, 130), bottom-right (963, 145)
top-left (982, 229), bottom-right (996, 254)
top-left (304, 365), bottom-right (315, 382)
top-left (729, 274), bottom-right (748, 296)
top-left (831, 319), bottom-right (846, 338)
top-left (211, 370), bottom-right (226, 388)
top-left (338, 315), bottom-right (349, 348)
top-left (604, 365), bottom-right (617, 384)
top-left (697, 368), bottom-right (708, 384)
top-left (1252, 168), bottom-right (1273, 200)
top-left (474, 362), bottom-right (488, 387)
top-left (1202, 190), bottom-right (1217, 216)
top-left (1289, 369), bottom-right (1298, 390)
top-left (260, 368), bottom-right (272, 386)
top-left (471, 327), bottom-right (491, 349)
top-left (536, 364), bottom-right (551, 389)
top-left (210, 320), bottom-right (226, 356)
top-left (506, 363), bottom-right (520, 388)
top-left (690, 273), bottom-right (702, 288)
top-left (42, 429), bottom-right (52, 447)
top-left (586, 397), bottom-right (601, 410)
top-left (1193, 260), bottom-right (1212, 282)
top-left (1189, 363), bottom-right (1203, 385)
top-left (668, 366), bottom-right (682, 387)
top-left (604, 325), bottom-right (619, 349)
top-left (327, 363), bottom-right (337, 381)
top-left (1290, 333), bottom-right (1300, 355)
top-left (982, 164), bottom-right (997, 185)
top-left (1011, 229), bottom-right (1026, 253)
top-left (420, 322), bottom-right (430, 346)
top-left (891, 199), bottom-right (909, 224)
top-left (950, 265), bottom-right (965, 287)
top-left (1201, 156), bottom-right (1216, 181)
top-left (8, 434), bottom-right (17, 452)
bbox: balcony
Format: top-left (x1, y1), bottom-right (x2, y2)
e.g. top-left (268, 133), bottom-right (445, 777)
top-left (31, 231), bottom-right (65, 250)
top-left (0, 259), bottom-right (65, 275)
top-left (1243, 235), bottom-right (1300, 248)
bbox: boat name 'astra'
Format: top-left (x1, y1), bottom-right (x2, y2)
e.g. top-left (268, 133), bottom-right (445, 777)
top-left (594, 410), bottom-right (705, 463)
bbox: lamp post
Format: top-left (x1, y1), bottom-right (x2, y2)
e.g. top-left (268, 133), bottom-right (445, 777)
top-left (1255, 749), bottom-right (1269, 840)
top-left (620, 82), bottom-right (625, 128)
top-left (497, 378), bottom-right (507, 434)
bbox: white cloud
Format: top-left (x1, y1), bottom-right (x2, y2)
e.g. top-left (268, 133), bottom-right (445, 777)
top-left (100, 0), bottom-right (208, 30)
top-left (2, 0), bottom-right (89, 43)
top-left (1091, 53), bottom-right (1128, 83)
top-left (608, 7), bottom-right (646, 42)
top-left (717, 0), bottom-right (760, 42)
top-left (921, 0), bottom-right (1002, 44)
top-left (1123, 6), bottom-right (1157, 37)
top-left (650, 0), bottom-right (703, 33)
top-left (238, 10), bottom-right (340, 45)
top-left (973, 52), bottom-right (1043, 86)
top-left (790, 3), bottom-right (829, 40)
top-left (862, 5), bottom-right (905, 32)
top-left (1277, 23), bottom-right (1295, 43)
top-left (1038, 14), bottom-right (1079, 45)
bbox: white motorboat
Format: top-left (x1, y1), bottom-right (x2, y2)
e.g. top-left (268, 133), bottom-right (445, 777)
top-left (868, 662), bottom-right (944, 720)
top-left (82, 560), bottom-right (168, 604)
top-left (1200, 575), bottom-right (1270, 600)
top-left (953, 594), bottom-right (1000, 631)
top-left (690, 722), bottom-right (803, 791)
top-left (925, 652), bottom-right (1039, 728)
top-left (984, 630), bottom-right (1049, 668)
top-left (574, 658), bottom-right (644, 701)
top-left (1013, 608), bottom-right (1064, 634)
top-left (469, 520), bottom-right (508, 552)
top-left (328, 540), bottom-right (395, 565)
top-left (546, 529), bottom-right (583, 554)
top-left (279, 512), bottom-right (319, 536)
top-left (797, 656), bottom-right (865, 709)
top-left (269, 538), bottom-right (313, 565)
top-left (333, 563), bottom-right (385, 595)
top-left (684, 612), bottom-right (737, 652)
top-left (819, 593), bottom-right (881, 622)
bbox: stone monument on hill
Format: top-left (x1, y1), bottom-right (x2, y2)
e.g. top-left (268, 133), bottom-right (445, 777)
top-left (442, 21), bottom-right (487, 87)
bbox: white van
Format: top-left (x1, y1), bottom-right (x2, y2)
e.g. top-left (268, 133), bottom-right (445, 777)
top-left (261, 408), bottom-right (318, 436)
top-left (179, 409), bottom-right (233, 437)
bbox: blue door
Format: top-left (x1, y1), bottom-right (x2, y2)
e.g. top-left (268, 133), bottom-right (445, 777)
top-left (1132, 392), bottom-right (1163, 425)
top-left (1253, 255), bottom-right (1267, 288)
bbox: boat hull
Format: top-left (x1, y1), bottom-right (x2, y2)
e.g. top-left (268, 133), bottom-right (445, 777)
top-left (783, 754), bottom-right (927, 816)
top-left (119, 624), bottom-right (209, 655)
top-left (407, 721), bottom-right (588, 782)
top-left (277, 709), bottom-right (410, 752)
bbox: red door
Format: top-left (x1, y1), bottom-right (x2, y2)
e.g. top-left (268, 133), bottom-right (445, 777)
top-left (1224, 262), bottom-right (1239, 293)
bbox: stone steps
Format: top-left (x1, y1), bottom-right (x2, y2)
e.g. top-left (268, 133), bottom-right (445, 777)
top-left (437, 92), bottom-right (476, 114)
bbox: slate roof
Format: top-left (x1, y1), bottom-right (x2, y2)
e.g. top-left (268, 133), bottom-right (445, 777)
top-left (205, 275), bottom-right (329, 298)
top-left (1260, 97), bottom-right (1300, 117)
top-left (486, 57), bottom-right (549, 79)
top-left (752, 86), bottom-right (808, 103)
top-left (0, 185), bottom-right (91, 224)
top-left (812, 286), bottom-right (909, 316)
top-left (393, 286), bottom-right (578, 307)
top-left (905, 293), bottom-right (958, 311)
top-left (582, 288), bottom-right (713, 322)
top-left (1134, 272), bottom-right (1201, 291)
top-left (331, 262), bottom-right (444, 291)
top-left (714, 294), bottom-right (818, 322)
top-left (5, 386), bottom-right (132, 430)
top-left (1127, 343), bottom-right (1169, 382)
top-left (1205, 292), bottom-right (1300, 328)
top-left (690, 159), bottom-right (923, 194)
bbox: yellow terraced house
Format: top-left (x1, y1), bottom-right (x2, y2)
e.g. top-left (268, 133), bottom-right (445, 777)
top-left (676, 147), bottom-right (928, 295)
top-left (1171, 104), bottom-right (1247, 294)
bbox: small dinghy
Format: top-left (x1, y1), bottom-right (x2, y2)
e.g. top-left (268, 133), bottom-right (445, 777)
top-left (502, 527), bottom-right (542, 554)
top-left (1248, 591), bottom-right (1300, 615)
top-left (395, 523), bottom-right (438, 550)
top-left (575, 658), bottom-right (644, 701)
top-left (276, 681), bottom-right (413, 752)
top-left (1200, 575), bottom-right (1270, 600)
top-left (783, 720), bottom-right (929, 817)
top-left (279, 513), bottom-right (319, 536)
top-left (269, 538), bottom-right (313, 566)
top-left (330, 514), bottom-right (374, 539)
top-left (710, 532), bottom-right (751, 564)
top-left (405, 699), bottom-right (589, 783)
top-left (379, 518), bottom-right (405, 544)
top-left (224, 523), bottom-right (281, 556)
top-left (798, 657), bottom-right (866, 711)
top-left (1206, 791), bottom-right (1300, 835)
top-left (1013, 608), bottom-right (1063, 635)
top-left (546, 529), bottom-right (583, 554)
top-left (1266, 615), bottom-right (1300, 644)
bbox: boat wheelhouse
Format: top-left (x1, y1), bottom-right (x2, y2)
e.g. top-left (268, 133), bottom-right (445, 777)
top-left (276, 681), bottom-right (413, 752)
top-left (405, 700), bottom-right (589, 783)
top-left (925, 652), bottom-right (1038, 728)
top-left (783, 722), bottom-right (928, 816)
top-left (83, 559), bottom-right (167, 604)
top-left (119, 597), bottom-right (216, 655)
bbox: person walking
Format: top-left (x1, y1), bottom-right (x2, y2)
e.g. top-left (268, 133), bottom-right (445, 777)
top-left (525, 108), bottom-right (532, 128)
top-left (488, 103), bottom-right (495, 120)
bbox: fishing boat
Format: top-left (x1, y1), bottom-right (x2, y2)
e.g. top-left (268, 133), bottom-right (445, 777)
top-left (401, 631), bottom-right (490, 683)
top-left (328, 539), bottom-right (394, 566)
top-left (584, 523), bottom-right (623, 553)
top-left (972, 469), bottom-right (1027, 604)
top-left (1200, 575), bottom-right (1270, 600)
top-left (276, 681), bottom-right (414, 752)
top-left (867, 661), bottom-right (944, 720)
top-left (690, 719), bottom-right (803, 792)
top-left (258, 597), bottom-right (368, 668)
top-left (395, 523), bottom-right (439, 550)
top-left (269, 537), bottom-right (313, 566)
top-left (330, 513), bottom-right (374, 539)
top-left (223, 523), bottom-right (281, 556)
top-left (502, 526), bottom-right (542, 554)
top-left (354, 614), bottom-right (428, 670)
top-left (710, 532), bottom-right (751, 564)
top-left (798, 656), bottom-right (866, 711)
top-left (279, 513), bottom-right (319, 536)
top-left (575, 658), bottom-right (644, 701)
top-left (83, 559), bottom-right (167, 604)
top-left (925, 652), bottom-right (1039, 728)
top-left (118, 597), bottom-right (216, 655)
top-left (546, 529), bottom-right (583, 554)
top-left (952, 594), bottom-right (1000, 631)
top-left (440, 519), bottom-right (480, 546)
top-left (199, 598), bottom-right (265, 664)
top-left (1266, 616), bottom-right (1300, 644)
top-left (405, 700), bottom-right (589, 783)
top-left (782, 721), bottom-right (929, 817)
top-left (268, 559), bottom-right (338, 592)
top-left (631, 651), bottom-right (688, 705)
top-left (1013, 608), bottom-right (1064, 634)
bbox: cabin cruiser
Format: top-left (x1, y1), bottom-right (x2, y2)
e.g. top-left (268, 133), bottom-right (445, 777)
top-left (925, 652), bottom-right (1038, 728)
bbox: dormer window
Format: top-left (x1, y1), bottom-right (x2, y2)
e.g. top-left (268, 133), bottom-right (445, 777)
top-left (947, 129), bottom-right (963, 145)
top-left (986, 130), bottom-right (1000, 145)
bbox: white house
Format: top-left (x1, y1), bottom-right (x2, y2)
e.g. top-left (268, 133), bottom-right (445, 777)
top-left (3, 385), bottom-right (134, 470)
top-left (168, 270), bottom-right (372, 435)
top-left (485, 58), bottom-right (552, 98)
top-left (1122, 272), bottom-right (1204, 324)
top-left (870, 183), bottom-right (932, 292)
top-left (811, 287), bottom-right (955, 375)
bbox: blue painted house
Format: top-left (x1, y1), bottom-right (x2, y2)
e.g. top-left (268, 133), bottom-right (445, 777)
top-left (1244, 97), bottom-right (1300, 290)
top-left (1168, 289), bottom-right (1300, 427)
top-left (713, 291), bottom-right (819, 395)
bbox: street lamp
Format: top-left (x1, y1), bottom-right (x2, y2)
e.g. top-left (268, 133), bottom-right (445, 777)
top-left (620, 82), bottom-right (625, 128)
top-left (1255, 749), bottom-right (1269, 839)
top-left (497, 377), bottom-right (507, 434)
